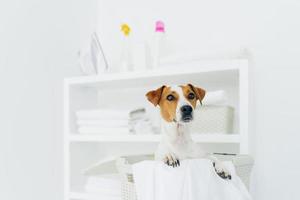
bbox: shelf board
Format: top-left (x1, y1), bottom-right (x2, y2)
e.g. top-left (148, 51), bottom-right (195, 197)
top-left (68, 133), bottom-right (240, 143)
top-left (64, 59), bottom-right (246, 88)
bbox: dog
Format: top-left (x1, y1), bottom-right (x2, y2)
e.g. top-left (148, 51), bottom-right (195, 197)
top-left (146, 84), bottom-right (231, 179)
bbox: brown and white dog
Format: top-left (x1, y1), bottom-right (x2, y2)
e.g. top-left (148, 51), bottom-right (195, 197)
top-left (146, 84), bottom-right (231, 179)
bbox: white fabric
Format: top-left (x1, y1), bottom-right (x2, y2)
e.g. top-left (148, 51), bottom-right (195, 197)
top-left (78, 127), bottom-right (129, 134)
top-left (77, 119), bottom-right (128, 127)
top-left (76, 108), bottom-right (156, 134)
top-left (132, 159), bottom-right (251, 200)
top-left (76, 109), bottom-right (131, 120)
top-left (83, 194), bottom-right (121, 200)
top-left (86, 174), bottom-right (121, 188)
top-left (85, 174), bottom-right (121, 196)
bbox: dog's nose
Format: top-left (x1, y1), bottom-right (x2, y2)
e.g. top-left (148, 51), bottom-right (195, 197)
top-left (181, 105), bottom-right (193, 115)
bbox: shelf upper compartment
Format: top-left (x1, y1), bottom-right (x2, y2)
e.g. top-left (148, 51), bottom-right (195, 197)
top-left (68, 134), bottom-right (240, 143)
top-left (65, 59), bottom-right (246, 89)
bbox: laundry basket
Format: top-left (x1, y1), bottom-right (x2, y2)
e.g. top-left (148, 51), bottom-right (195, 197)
top-left (191, 105), bottom-right (234, 134)
top-left (116, 154), bottom-right (253, 200)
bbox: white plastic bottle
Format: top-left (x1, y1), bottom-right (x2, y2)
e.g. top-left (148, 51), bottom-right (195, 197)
top-left (152, 20), bottom-right (165, 69)
top-left (119, 24), bottom-right (133, 72)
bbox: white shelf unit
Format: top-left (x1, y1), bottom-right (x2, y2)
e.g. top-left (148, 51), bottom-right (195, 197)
top-left (63, 59), bottom-right (249, 200)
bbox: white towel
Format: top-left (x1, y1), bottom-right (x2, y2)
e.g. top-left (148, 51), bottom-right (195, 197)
top-left (132, 159), bottom-right (251, 200)
top-left (85, 174), bottom-right (121, 187)
top-left (85, 186), bottom-right (121, 196)
top-left (78, 127), bottom-right (129, 134)
top-left (85, 174), bottom-right (121, 195)
top-left (82, 193), bottom-right (121, 200)
top-left (203, 90), bottom-right (228, 105)
top-left (77, 120), bottom-right (128, 127)
top-left (76, 109), bottom-right (131, 120)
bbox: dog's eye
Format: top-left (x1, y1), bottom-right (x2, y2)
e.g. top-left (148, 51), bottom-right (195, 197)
top-left (188, 93), bottom-right (195, 100)
top-left (167, 94), bottom-right (175, 101)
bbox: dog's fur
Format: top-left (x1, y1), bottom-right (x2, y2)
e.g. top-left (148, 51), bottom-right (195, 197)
top-left (146, 84), bottom-right (231, 179)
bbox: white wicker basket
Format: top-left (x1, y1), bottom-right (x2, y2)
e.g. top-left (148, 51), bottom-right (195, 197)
top-left (191, 106), bottom-right (234, 134)
top-left (116, 154), bottom-right (253, 200)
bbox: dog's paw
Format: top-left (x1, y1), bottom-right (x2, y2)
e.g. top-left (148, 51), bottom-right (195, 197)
top-left (213, 162), bottom-right (232, 180)
top-left (163, 154), bottom-right (180, 167)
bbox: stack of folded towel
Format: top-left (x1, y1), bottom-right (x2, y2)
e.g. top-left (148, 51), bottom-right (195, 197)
top-left (84, 174), bottom-right (121, 200)
top-left (76, 108), bottom-right (157, 134)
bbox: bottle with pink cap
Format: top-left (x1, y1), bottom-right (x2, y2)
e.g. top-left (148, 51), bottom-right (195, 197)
top-left (152, 20), bottom-right (165, 69)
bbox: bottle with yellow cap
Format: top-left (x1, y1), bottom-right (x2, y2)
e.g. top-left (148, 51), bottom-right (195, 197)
top-left (119, 23), bottom-right (133, 72)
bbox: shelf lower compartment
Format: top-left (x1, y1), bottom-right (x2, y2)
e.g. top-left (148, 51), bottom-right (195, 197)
top-left (68, 133), bottom-right (240, 143)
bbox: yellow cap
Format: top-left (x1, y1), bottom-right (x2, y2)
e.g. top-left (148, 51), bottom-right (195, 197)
top-left (121, 24), bottom-right (130, 36)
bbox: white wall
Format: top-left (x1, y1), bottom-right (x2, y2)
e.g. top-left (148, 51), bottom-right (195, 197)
top-left (97, 0), bottom-right (300, 199)
top-left (0, 1), bottom-right (97, 200)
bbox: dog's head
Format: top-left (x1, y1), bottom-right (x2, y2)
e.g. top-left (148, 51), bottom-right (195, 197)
top-left (146, 84), bottom-right (205, 123)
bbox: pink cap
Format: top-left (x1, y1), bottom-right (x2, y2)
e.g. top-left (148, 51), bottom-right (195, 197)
top-left (155, 20), bottom-right (165, 32)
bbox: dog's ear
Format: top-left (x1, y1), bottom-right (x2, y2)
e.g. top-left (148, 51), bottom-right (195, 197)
top-left (188, 84), bottom-right (206, 104)
top-left (145, 85), bottom-right (166, 106)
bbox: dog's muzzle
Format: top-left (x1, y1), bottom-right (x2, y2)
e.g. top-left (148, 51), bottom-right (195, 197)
top-left (180, 105), bottom-right (193, 122)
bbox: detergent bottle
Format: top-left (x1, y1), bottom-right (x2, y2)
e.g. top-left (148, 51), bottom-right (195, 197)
top-left (119, 23), bottom-right (133, 72)
top-left (152, 20), bottom-right (165, 69)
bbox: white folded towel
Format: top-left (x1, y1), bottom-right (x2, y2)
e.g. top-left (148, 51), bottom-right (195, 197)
top-left (76, 108), bottom-right (155, 135)
top-left (132, 159), bottom-right (251, 200)
top-left (82, 193), bottom-right (121, 200)
top-left (77, 119), bottom-right (128, 127)
top-left (85, 174), bottom-right (121, 195)
top-left (78, 127), bottom-right (129, 134)
top-left (85, 186), bottom-right (121, 195)
top-left (76, 109), bottom-right (131, 120)
top-left (203, 90), bottom-right (228, 105)
top-left (76, 108), bottom-right (146, 120)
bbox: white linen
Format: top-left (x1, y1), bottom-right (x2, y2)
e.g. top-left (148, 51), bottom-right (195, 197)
top-left (76, 109), bottom-right (131, 120)
top-left (76, 108), bottom-right (156, 134)
top-left (77, 119), bottom-right (128, 127)
top-left (132, 159), bottom-right (251, 200)
top-left (78, 127), bottom-right (129, 134)
top-left (83, 194), bottom-right (121, 200)
top-left (85, 174), bottom-right (121, 196)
